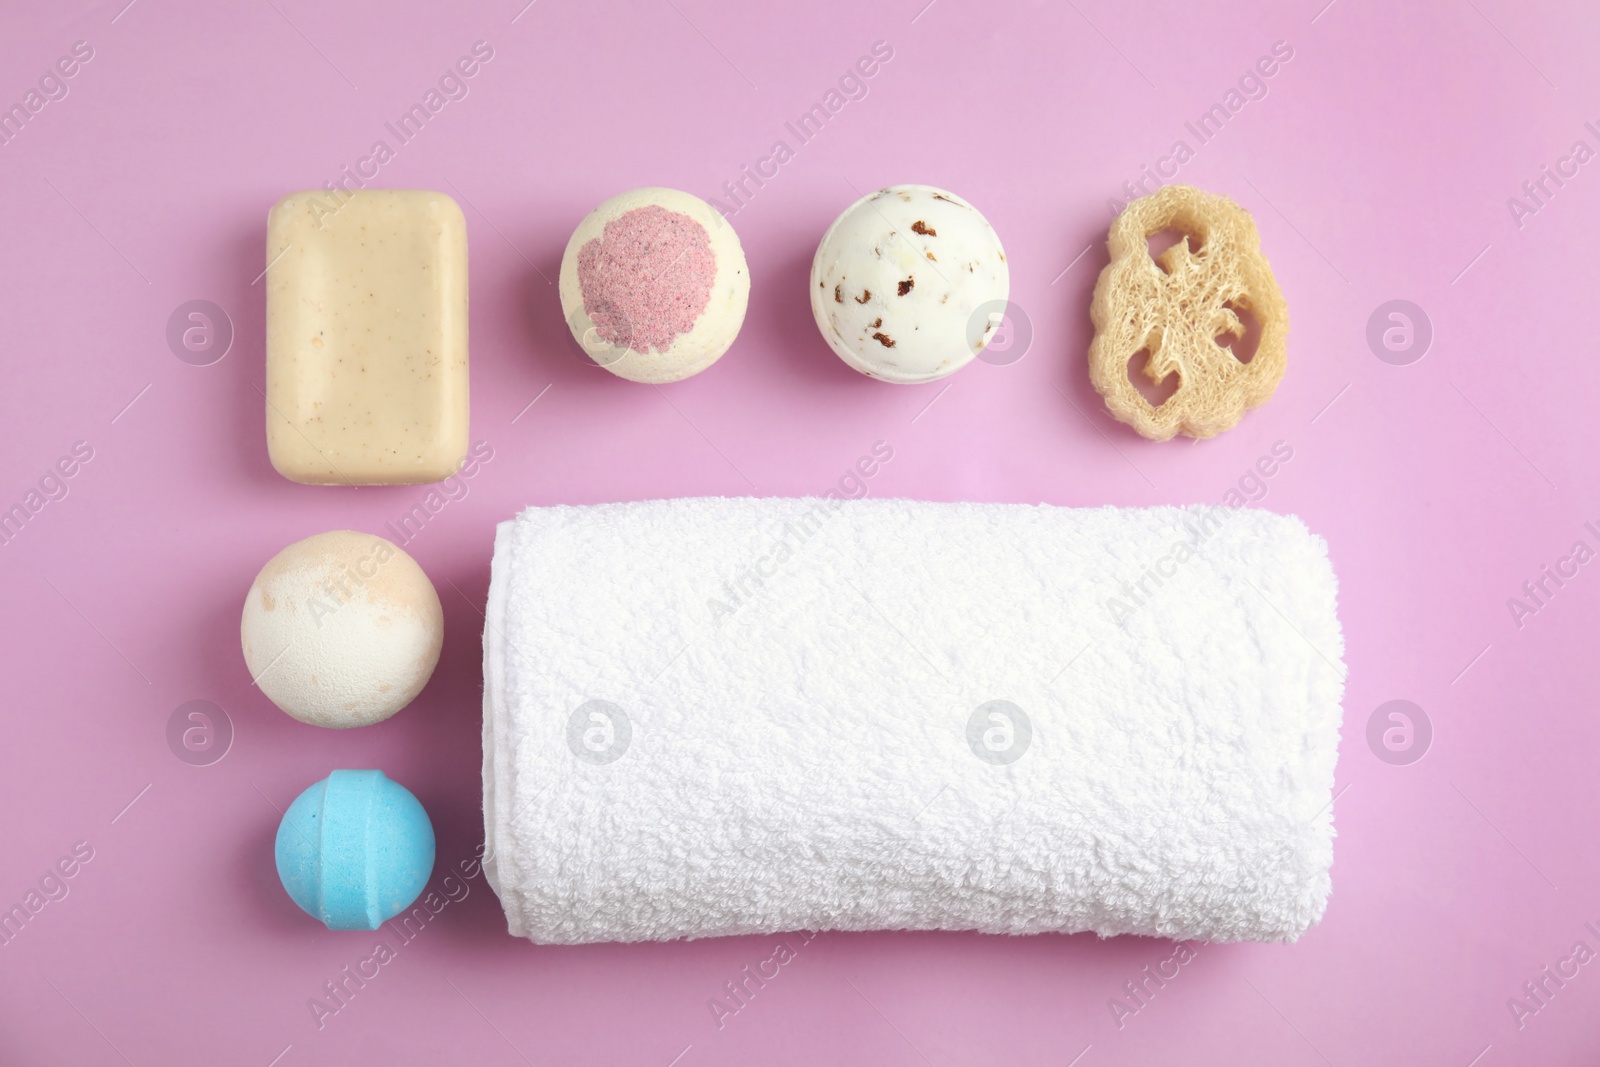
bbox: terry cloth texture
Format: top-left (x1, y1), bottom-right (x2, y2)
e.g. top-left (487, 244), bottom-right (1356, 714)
top-left (482, 497), bottom-right (1345, 945)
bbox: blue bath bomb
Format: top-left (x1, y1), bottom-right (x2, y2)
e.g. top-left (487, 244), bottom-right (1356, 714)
top-left (275, 769), bottom-right (435, 931)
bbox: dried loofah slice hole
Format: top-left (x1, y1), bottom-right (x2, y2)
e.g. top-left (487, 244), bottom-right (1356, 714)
top-left (1127, 347), bottom-right (1180, 407)
top-left (1146, 227), bottom-right (1204, 275)
top-left (1214, 300), bottom-right (1261, 364)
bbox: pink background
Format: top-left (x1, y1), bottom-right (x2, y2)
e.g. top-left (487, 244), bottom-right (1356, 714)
top-left (1, 0), bottom-right (1596, 1062)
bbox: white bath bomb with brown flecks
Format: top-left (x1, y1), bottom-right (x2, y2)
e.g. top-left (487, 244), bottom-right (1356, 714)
top-left (810, 185), bottom-right (1009, 384)
top-left (240, 531), bottom-right (443, 729)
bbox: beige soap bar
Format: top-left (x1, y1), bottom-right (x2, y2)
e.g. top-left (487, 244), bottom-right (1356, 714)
top-left (265, 189), bottom-right (468, 485)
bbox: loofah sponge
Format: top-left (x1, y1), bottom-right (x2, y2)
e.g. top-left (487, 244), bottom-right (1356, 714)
top-left (1088, 184), bottom-right (1288, 440)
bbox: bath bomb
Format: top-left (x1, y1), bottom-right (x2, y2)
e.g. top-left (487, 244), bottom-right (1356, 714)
top-left (810, 184), bottom-right (1009, 384)
top-left (559, 188), bottom-right (749, 383)
top-left (240, 531), bottom-right (443, 729)
top-left (275, 769), bottom-right (435, 931)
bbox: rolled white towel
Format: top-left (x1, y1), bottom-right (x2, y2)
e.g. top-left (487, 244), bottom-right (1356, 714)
top-left (482, 497), bottom-right (1345, 945)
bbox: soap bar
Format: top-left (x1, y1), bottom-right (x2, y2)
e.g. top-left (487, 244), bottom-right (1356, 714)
top-left (265, 189), bottom-right (469, 485)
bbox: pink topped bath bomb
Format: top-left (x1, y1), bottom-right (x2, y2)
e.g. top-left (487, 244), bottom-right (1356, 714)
top-left (560, 188), bottom-right (749, 383)
top-left (577, 205), bottom-right (715, 353)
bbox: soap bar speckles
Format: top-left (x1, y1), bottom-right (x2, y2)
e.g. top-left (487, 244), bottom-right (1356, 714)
top-left (265, 189), bottom-right (469, 485)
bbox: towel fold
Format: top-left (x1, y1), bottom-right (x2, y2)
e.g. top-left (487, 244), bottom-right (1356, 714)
top-left (483, 497), bottom-right (1345, 944)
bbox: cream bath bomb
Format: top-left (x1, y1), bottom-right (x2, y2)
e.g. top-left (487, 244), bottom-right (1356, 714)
top-left (810, 185), bottom-right (1009, 384)
top-left (559, 188), bottom-right (749, 383)
top-left (240, 531), bottom-right (443, 729)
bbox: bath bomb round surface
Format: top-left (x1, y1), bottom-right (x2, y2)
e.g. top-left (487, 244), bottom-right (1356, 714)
top-left (275, 769), bottom-right (435, 931)
top-left (559, 187), bottom-right (749, 383)
top-left (240, 530), bottom-right (443, 729)
top-left (810, 184), bottom-right (1009, 384)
